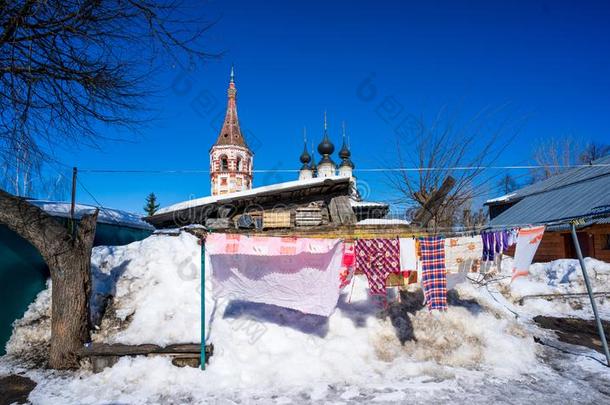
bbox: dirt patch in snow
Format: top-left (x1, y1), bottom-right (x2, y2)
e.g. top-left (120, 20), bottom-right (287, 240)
top-left (534, 315), bottom-right (610, 354)
top-left (0, 374), bottom-right (36, 405)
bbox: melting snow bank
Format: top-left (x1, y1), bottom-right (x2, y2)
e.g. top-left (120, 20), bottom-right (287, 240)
top-left (493, 257), bottom-right (610, 319)
top-left (2, 232), bottom-right (610, 403)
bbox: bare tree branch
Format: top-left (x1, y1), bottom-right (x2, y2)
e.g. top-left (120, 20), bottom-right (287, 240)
top-left (0, 0), bottom-right (217, 168)
top-left (387, 106), bottom-right (521, 230)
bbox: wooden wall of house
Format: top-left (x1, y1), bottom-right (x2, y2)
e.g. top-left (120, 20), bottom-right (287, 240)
top-left (533, 232), bottom-right (565, 262)
top-left (531, 224), bottom-right (610, 262)
top-left (590, 224), bottom-right (610, 262)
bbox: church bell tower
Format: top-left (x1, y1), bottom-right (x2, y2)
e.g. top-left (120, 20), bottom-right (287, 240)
top-left (210, 67), bottom-right (254, 195)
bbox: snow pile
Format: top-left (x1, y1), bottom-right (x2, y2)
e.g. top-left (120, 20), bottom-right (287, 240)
top-left (82, 232), bottom-right (537, 394)
top-left (496, 257), bottom-right (610, 318)
top-left (4, 282), bottom-right (52, 367)
top-left (91, 232), bottom-right (201, 345)
top-left (399, 307), bottom-right (533, 374)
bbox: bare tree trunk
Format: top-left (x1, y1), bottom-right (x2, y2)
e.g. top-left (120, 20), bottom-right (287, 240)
top-left (0, 188), bottom-right (98, 369)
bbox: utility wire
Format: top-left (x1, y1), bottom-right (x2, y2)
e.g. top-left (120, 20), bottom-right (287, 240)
top-left (76, 163), bottom-right (610, 174)
top-left (76, 178), bottom-right (124, 226)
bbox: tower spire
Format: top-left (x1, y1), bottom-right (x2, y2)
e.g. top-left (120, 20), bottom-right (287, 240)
top-left (339, 121), bottom-right (354, 174)
top-left (324, 110), bottom-right (328, 132)
top-left (213, 65), bottom-right (247, 147)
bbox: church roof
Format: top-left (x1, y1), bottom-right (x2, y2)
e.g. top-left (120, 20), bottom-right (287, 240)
top-left (213, 67), bottom-right (250, 149)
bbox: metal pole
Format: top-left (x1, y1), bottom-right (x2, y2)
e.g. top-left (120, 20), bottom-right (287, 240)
top-left (570, 222), bottom-right (610, 366)
top-left (200, 239), bottom-right (206, 370)
top-left (70, 167), bottom-right (77, 236)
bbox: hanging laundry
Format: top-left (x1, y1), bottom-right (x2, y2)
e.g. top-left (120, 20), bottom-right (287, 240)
top-left (355, 238), bottom-right (401, 296)
top-left (206, 233), bottom-right (344, 317)
top-left (444, 236), bottom-right (483, 274)
top-left (339, 242), bottom-right (356, 289)
top-left (508, 228), bottom-right (519, 247)
top-left (482, 229), bottom-right (516, 262)
top-left (399, 238), bottom-right (418, 272)
top-left (511, 226), bottom-right (545, 282)
top-left (501, 229), bottom-right (511, 251)
top-left (481, 231), bottom-right (496, 261)
top-left (419, 236), bottom-right (448, 311)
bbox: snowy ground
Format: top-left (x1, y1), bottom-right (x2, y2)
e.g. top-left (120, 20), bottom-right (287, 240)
top-left (1, 231), bottom-right (609, 404)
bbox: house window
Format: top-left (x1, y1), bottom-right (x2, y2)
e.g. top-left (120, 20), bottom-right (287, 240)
top-left (604, 234), bottom-right (610, 250)
top-left (220, 155), bottom-right (229, 171)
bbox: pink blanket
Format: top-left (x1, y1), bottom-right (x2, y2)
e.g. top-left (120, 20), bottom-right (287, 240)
top-left (206, 234), bottom-right (344, 317)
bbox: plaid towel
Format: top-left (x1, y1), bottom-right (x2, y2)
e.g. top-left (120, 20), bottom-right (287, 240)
top-left (419, 236), bottom-right (448, 311)
top-left (355, 238), bottom-right (400, 295)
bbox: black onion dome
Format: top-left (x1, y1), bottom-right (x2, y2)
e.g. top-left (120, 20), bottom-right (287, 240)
top-left (339, 140), bottom-right (351, 159)
top-left (299, 143), bottom-right (311, 164)
top-left (317, 132), bottom-right (335, 156)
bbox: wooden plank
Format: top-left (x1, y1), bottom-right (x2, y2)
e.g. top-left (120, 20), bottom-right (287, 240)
top-left (329, 196), bottom-right (357, 225)
top-left (79, 343), bottom-right (213, 356)
top-left (205, 218), bottom-right (232, 230)
top-left (222, 223), bottom-right (420, 239)
top-left (263, 211), bottom-right (291, 228)
top-left (295, 206), bottom-right (323, 227)
top-left (519, 291), bottom-right (610, 305)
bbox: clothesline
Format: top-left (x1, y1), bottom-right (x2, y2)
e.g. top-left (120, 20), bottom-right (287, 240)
top-left (200, 213), bottom-right (605, 240)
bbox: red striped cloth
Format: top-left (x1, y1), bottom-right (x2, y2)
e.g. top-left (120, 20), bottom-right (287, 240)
top-left (355, 238), bottom-right (400, 295)
top-left (419, 236), bottom-right (448, 311)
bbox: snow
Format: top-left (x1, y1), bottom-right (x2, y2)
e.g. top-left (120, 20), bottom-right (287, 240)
top-left (27, 199), bottom-right (154, 230)
top-left (350, 200), bottom-right (389, 208)
top-left (91, 233), bottom-right (201, 345)
top-left (493, 257), bottom-right (610, 319)
top-left (156, 175), bottom-right (351, 215)
top-left (2, 231), bottom-right (610, 403)
top-left (4, 283), bottom-right (51, 367)
top-left (485, 192), bottom-right (517, 204)
top-left (357, 218), bottom-right (411, 225)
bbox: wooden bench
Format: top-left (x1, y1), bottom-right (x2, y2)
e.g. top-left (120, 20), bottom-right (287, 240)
top-left (79, 343), bottom-right (214, 372)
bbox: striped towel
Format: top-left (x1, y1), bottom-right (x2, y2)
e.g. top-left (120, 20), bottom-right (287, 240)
top-left (419, 236), bottom-right (448, 311)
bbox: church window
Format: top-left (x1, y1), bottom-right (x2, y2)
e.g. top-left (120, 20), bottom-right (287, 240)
top-left (237, 157), bottom-right (243, 171)
top-left (220, 155), bottom-right (229, 171)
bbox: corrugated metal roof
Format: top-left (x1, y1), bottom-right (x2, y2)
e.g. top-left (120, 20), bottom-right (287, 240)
top-left (486, 155), bottom-right (610, 205)
top-left (490, 172), bottom-right (610, 226)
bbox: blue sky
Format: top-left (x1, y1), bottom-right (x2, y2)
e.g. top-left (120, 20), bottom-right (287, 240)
top-left (54, 0), bottom-right (610, 214)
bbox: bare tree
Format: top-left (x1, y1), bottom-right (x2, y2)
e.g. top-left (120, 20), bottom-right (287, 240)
top-left (530, 137), bottom-right (610, 182)
top-left (388, 106), bottom-right (518, 231)
top-left (580, 142), bottom-right (610, 164)
top-left (497, 173), bottom-right (518, 195)
top-left (530, 137), bottom-right (580, 182)
top-left (0, 0), bottom-right (212, 369)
